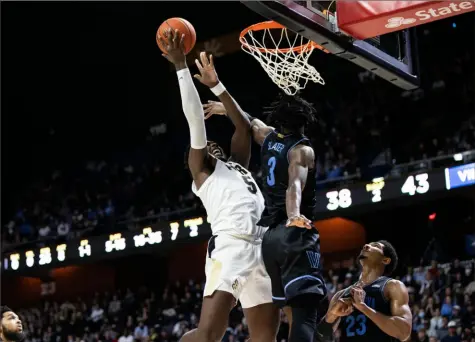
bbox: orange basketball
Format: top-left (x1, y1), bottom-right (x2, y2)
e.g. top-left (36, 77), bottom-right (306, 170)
top-left (156, 18), bottom-right (196, 55)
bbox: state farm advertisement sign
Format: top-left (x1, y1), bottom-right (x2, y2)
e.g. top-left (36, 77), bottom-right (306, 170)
top-left (337, 1), bottom-right (475, 40)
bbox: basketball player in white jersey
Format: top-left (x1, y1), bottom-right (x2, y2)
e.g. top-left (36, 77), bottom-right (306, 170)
top-left (159, 29), bottom-right (280, 342)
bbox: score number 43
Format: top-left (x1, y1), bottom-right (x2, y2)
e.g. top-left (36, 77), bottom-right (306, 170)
top-left (401, 173), bottom-right (429, 196)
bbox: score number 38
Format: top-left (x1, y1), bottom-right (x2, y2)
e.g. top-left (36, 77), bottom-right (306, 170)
top-left (326, 189), bottom-right (352, 211)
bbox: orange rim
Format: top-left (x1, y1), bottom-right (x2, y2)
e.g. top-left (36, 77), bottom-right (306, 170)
top-left (239, 21), bottom-right (329, 54)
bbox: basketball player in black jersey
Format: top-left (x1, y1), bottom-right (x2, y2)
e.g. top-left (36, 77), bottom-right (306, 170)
top-left (1, 306), bottom-right (24, 342)
top-left (317, 241), bottom-right (412, 342)
top-left (203, 95), bottom-right (326, 342)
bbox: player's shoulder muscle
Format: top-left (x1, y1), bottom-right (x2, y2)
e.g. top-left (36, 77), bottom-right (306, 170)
top-left (385, 279), bottom-right (409, 300)
top-left (288, 144), bottom-right (315, 169)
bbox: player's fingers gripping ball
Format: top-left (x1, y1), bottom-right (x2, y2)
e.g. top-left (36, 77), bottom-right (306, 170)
top-left (156, 17), bottom-right (197, 55)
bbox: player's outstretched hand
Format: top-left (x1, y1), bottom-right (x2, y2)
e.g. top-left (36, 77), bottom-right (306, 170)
top-left (194, 52), bottom-right (219, 88)
top-left (328, 297), bottom-right (354, 317)
top-left (158, 28), bottom-right (186, 65)
top-left (286, 214), bottom-right (312, 229)
top-left (203, 101), bottom-right (227, 119)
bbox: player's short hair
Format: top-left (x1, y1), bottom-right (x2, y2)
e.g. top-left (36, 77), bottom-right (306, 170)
top-left (1, 305), bottom-right (12, 316)
top-left (378, 240), bottom-right (398, 275)
top-left (264, 92), bottom-right (317, 132)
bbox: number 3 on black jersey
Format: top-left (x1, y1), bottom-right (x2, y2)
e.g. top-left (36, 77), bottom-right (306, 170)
top-left (267, 156), bottom-right (277, 186)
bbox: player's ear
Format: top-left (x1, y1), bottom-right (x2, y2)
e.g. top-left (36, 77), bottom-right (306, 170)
top-left (382, 257), bottom-right (391, 266)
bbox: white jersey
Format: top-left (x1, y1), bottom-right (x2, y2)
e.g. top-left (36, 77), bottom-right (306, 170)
top-left (192, 159), bottom-right (266, 237)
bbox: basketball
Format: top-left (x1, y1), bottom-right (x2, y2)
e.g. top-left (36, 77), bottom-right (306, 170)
top-left (156, 18), bottom-right (196, 55)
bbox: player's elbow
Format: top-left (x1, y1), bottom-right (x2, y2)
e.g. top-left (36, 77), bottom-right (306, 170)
top-left (396, 321), bottom-right (412, 341)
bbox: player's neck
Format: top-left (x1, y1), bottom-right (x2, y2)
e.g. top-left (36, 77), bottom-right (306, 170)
top-left (359, 265), bottom-right (385, 286)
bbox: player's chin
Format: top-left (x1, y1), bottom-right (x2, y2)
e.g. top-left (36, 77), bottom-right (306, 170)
top-left (212, 152), bottom-right (226, 160)
top-left (357, 254), bottom-right (367, 261)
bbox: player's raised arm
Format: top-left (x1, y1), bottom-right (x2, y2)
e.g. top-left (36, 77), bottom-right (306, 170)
top-left (351, 280), bottom-right (412, 341)
top-left (202, 101), bottom-right (274, 147)
top-left (159, 29), bottom-right (210, 187)
top-left (194, 52), bottom-right (251, 168)
top-left (285, 144), bottom-right (315, 229)
top-left (250, 118), bottom-right (274, 146)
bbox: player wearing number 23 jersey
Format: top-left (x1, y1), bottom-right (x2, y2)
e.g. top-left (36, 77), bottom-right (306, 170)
top-left (339, 276), bottom-right (397, 342)
top-left (318, 241), bottom-right (412, 342)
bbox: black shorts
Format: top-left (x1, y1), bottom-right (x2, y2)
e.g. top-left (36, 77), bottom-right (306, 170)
top-left (262, 221), bottom-right (326, 307)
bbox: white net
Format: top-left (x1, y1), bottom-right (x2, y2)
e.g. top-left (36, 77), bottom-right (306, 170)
top-left (240, 24), bottom-right (325, 96)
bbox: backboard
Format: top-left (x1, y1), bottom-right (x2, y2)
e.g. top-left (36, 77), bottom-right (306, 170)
top-left (242, 0), bottom-right (475, 90)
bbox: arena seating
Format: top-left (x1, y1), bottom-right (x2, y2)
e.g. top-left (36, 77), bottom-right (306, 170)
top-left (16, 259), bottom-right (475, 342)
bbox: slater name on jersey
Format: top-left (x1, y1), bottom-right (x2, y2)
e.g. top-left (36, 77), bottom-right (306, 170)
top-left (268, 142), bottom-right (285, 153)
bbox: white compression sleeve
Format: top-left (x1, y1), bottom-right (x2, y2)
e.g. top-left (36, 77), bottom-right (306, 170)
top-left (177, 68), bottom-right (207, 149)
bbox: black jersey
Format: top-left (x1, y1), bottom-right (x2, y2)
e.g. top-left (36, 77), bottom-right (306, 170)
top-left (340, 277), bottom-right (397, 342)
top-left (259, 130), bottom-right (316, 226)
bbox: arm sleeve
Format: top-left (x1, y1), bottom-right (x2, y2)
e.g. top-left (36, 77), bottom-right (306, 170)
top-left (177, 68), bottom-right (207, 149)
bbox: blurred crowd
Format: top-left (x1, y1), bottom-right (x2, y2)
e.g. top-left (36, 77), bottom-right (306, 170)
top-left (3, 42), bottom-right (474, 247)
top-left (16, 259), bottom-right (475, 342)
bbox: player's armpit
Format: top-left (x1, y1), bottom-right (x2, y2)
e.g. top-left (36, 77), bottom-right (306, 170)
top-left (188, 147), bottom-right (211, 189)
top-left (360, 280), bottom-right (412, 341)
top-left (251, 119), bottom-right (274, 146)
top-left (286, 145), bottom-right (315, 218)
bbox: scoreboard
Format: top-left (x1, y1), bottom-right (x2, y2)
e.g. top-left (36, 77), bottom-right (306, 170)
top-left (316, 162), bottom-right (475, 213)
top-left (3, 160), bottom-right (474, 274)
top-left (3, 217), bottom-right (211, 273)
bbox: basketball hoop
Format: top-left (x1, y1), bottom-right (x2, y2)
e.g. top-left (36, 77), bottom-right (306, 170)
top-left (240, 21), bottom-right (328, 96)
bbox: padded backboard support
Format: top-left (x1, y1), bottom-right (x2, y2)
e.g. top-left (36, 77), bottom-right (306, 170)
top-left (242, 1), bottom-right (421, 90)
top-left (337, 1), bottom-right (475, 40)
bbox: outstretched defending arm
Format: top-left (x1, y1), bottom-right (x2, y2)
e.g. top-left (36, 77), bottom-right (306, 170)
top-left (159, 29), bottom-right (210, 188)
top-left (250, 119), bottom-right (274, 146)
top-left (194, 52), bottom-right (251, 168)
top-left (202, 101), bottom-right (274, 147)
